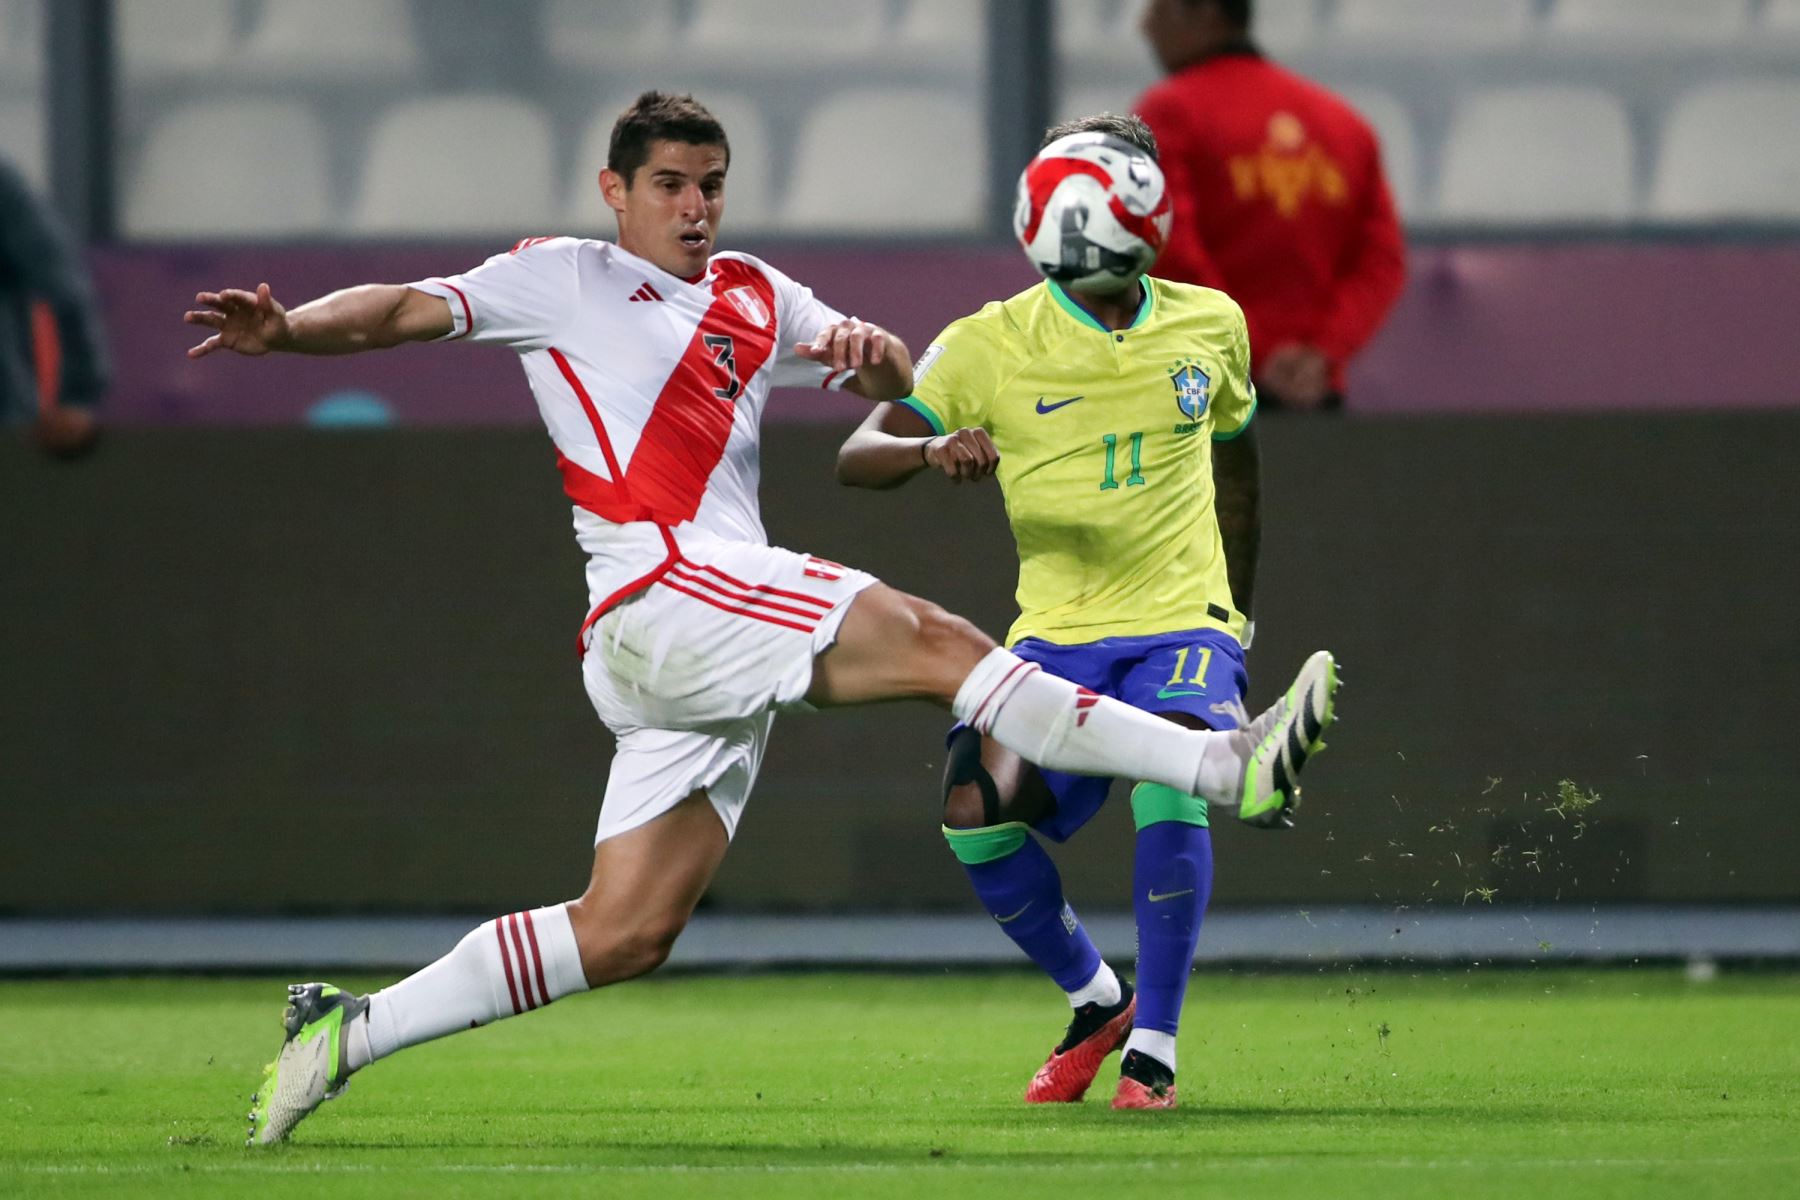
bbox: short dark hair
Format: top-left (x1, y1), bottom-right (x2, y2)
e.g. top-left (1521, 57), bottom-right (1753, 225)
top-left (607, 91), bottom-right (730, 183)
top-left (1040, 112), bottom-right (1160, 162)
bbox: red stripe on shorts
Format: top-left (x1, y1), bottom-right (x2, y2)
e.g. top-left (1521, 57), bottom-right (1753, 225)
top-left (666, 563), bottom-right (834, 623)
top-left (657, 575), bottom-right (819, 634)
top-left (677, 558), bottom-right (835, 611)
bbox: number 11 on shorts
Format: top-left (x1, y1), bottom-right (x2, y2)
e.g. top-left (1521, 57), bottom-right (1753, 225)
top-left (1168, 645), bottom-right (1212, 687)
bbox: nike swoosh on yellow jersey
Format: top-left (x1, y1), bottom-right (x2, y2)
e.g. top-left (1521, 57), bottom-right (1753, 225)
top-left (995, 902), bottom-right (1033, 924)
top-left (1146, 888), bottom-right (1196, 903)
top-left (1034, 394), bottom-right (1084, 414)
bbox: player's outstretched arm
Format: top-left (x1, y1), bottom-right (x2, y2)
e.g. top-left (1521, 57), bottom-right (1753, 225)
top-left (793, 317), bottom-right (913, 403)
top-left (184, 282), bottom-right (452, 359)
top-left (837, 402), bottom-right (999, 490)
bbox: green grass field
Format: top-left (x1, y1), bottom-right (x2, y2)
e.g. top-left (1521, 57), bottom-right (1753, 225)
top-left (2, 969), bottom-right (1796, 1198)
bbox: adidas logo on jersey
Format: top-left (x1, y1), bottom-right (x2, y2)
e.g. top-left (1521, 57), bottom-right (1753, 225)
top-left (628, 282), bottom-right (664, 303)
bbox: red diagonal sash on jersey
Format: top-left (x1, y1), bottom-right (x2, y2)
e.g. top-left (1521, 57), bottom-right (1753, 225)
top-left (553, 260), bottom-right (778, 528)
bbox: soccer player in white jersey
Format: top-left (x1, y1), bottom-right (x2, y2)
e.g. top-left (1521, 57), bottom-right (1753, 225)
top-left (184, 92), bottom-right (1337, 1145)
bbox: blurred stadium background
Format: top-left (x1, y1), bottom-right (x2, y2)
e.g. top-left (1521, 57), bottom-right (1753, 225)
top-left (1, 0), bottom-right (1797, 973)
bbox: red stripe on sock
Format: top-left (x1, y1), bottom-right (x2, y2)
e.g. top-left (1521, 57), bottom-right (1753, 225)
top-left (970, 660), bottom-right (1037, 732)
top-left (506, 914), bottom-right (538, 1010)
top-left (521, 910), bottom-right (553, 1008)
top-left (495, 919), bottom-right (523, 1015)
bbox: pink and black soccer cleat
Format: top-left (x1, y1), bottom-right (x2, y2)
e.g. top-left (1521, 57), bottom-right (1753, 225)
top-left (1024, 981), bottom-right (1136, 1103)
top-left (1111, 1048), bottom-right (1178, 1110)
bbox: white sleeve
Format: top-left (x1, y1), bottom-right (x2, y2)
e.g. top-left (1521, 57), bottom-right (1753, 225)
top-left (407, 236), bottom-right (579, 351)
top-left (761, 260), bottom-right (853, 391)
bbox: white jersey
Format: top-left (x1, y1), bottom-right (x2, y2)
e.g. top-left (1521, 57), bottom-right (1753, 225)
top-left (409, 237), bottom-right (852, 644)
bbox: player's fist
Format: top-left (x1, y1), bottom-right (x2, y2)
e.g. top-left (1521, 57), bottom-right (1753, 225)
top-left (184, 283), bottom-right (291, 359)
top-left (923, 427), bottom-right (999, 483)
top-left (794, 317), bottom-right (892, 374)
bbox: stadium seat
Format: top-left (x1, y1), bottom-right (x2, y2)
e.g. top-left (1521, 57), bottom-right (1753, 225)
top-left (238, 0), bottom-right (419, 78)
top-left (1766, 0), bottom-right (1800, 35)
top-left (0, 100), bottom-right (45, 194)
top-left (1435, 86), bottom-right (1634, 223)
top-left (895, 0), bottom-right (982, 66)
top-left (1331, 0), bottom-right (1534, 51)
top-left (689, 0), bottom-right (883, 65)
top-left (1649, 80), bottom-right (1800, 220)
top-left (125, 100), bottom-right (331, 237)
top-left (564, 93), bottom-right (777, 235)
top-left (1254, 0), bottom-right (1319, 58)
top-left (0, 0), bottom-right (42, 93)
top-left (542, 0), bottom-right (679, 69)
top-left (782, 90), bottom-right (986, 233)
top-left (1337, 87), bottom-right (1421, 220)
top-left (1054, 85), bottom-right (1140, 128)
top-left (1055, 0), bottom-right (1143, 70)
top-left (1545, 0), bottom-right (1753, 47)
top-left (351, 96), bottom-right (558, 236)
top-left (116, 0), bottom-right (236, 79)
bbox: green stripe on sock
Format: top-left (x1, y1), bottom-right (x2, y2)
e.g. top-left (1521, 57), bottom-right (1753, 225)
top-left (1130, 782), bottom-right (1209, 829)
top-left (942, 821), bottom-right (1031, 864)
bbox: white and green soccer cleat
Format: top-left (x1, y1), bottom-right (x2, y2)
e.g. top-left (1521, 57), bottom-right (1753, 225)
top-left (1238, 650), bottom-right (1340, 829)
top-left (247, 982), bottom-right (367, 1146)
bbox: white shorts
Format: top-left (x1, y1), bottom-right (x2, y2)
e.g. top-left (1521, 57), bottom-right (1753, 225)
top-left (583, 531), bottom-right (877, 843)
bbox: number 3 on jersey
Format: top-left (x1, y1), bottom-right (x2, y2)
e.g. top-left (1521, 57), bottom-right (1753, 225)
top-left (704, 334), bottom-right (741, 401)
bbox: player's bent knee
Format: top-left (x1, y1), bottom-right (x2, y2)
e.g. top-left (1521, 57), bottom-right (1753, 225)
top-left (569, 906), bottom-right (690, 985)
top-left (942, 727), bottom-right (1001, 828)
top-left (1130, 781), bottom-right (1210, 830)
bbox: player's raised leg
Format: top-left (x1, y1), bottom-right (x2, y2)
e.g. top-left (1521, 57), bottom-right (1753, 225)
top-left (249, 789), bottom-right (727, 1145)
top-left (806, 583), bottom-right (1335, 816)
top-left (940, 731), bottom-right (1134, 1102)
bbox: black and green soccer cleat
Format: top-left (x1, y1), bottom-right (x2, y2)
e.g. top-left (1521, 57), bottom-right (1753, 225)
top-left (247, 982), bottom-right (368, 1146)
top-left (1238, 650), bottom-right (1340, 829)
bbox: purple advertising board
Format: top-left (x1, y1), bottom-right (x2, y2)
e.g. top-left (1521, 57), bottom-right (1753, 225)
top-left (98, 240), bottom-right (1800, 425)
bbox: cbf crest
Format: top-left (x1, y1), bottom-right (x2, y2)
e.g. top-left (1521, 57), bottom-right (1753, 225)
top-left (1169, 358), bottom-right (1210, 421)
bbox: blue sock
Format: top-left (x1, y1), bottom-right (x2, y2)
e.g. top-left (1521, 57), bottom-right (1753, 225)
top-left (956, 835), bottom-right (1102, 993)
top-left (1132, 819), bottom-right (1213, 1036)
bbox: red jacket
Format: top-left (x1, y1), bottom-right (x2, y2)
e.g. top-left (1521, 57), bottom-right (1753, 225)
top-left (1136, 49), bottom-right (1405, 392)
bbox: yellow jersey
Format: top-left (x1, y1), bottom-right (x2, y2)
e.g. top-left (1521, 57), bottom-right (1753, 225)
top-left (900, 276), bottom-right (1255, 648)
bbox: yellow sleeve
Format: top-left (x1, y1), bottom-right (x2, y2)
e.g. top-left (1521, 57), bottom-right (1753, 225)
top-left (898, 316), bottom-right (1000, 436)
top-left (1211, 305), bottom-right (1257, 441)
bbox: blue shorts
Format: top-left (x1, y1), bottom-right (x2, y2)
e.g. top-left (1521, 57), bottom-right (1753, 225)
top-left (951, 627), bottom-right (1248, 843)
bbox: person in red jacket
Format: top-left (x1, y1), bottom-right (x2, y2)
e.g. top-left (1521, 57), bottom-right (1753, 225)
top-left (1136, 0), bottom-right (1405, 411)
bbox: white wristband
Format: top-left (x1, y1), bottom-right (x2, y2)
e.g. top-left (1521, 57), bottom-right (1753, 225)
top-left (1240, 619), bottom-right (1256, 651)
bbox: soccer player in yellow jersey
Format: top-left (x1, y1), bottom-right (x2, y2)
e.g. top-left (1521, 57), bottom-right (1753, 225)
top-left (838, 114), bottom-right (1321, 1111)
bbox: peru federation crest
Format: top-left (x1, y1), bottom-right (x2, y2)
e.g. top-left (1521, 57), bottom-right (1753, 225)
top-left (1170, 360), bottom-right (1210, 420)
top-left (724, 286), bottom-right (771, 328)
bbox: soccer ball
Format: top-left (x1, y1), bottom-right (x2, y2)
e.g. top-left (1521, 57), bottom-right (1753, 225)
top-left (1013, 131), bottom-right (1172, 294)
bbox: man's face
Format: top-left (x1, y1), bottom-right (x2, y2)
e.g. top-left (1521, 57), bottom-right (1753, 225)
top-left (602, 139), bottom-right (728, 279)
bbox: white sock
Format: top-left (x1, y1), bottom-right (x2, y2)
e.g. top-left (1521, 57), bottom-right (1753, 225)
top-left (348, 904), bottom-right (587, 1071)
top-left (953, 648), bottom-right (1244, 805)
top-left (1067, 961), bottom-right (1122, 1009)
top-left (1125, 1028), bottom-right (1177, 1073)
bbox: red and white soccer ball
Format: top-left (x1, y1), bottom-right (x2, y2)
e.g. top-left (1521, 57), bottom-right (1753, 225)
top-left (1013, 131), bottom-right (1173, 293)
